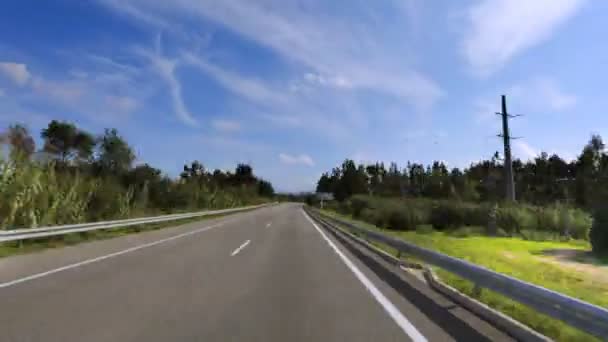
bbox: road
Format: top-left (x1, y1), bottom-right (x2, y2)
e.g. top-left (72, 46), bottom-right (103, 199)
top-left (0, 204), bottom-right (514, 341)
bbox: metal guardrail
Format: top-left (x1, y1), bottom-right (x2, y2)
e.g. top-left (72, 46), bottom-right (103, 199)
top-left (307, 208), bottom-right (608, 339)
top-left (0, 204), bottom-right (271, 243)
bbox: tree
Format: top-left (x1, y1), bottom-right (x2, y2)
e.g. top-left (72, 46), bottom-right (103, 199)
top-left (41, 120), bottom-right (95, 163)
top-left (181, 160), bottom-right (206, 181)
top-left (574, 135), bottom-right (606, 207)
top-left (316, 173), bottom-right (333, 193)
top-left (0, 124), bottom-right (35, 160)
top-left (96, 128), bottom-right (135, 174)
top-left (332, 159), bottom-right (367, 201)
top-left (232, 163), bottom-right (255, 186)
top-left (257, 180), bottom-right (275, 197)
top-left (383, 162), bottom-right (402, 196)
top-left (124, 164), bottom-right (162, 189)
top-left (210, 169), bottom-right (229, 186)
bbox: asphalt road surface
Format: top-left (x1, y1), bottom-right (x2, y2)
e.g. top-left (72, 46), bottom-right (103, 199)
top-left (0, 204), bottom-right (514, 341)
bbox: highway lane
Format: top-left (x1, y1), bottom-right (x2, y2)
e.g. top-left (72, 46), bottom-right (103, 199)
top-left (0, 204), bottom-right (514, 341)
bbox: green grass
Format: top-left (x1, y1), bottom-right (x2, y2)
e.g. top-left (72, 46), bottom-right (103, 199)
top-left (321, 209), bottom-right (603, 341)
top-left (0, 211), bottom-right (243, 258)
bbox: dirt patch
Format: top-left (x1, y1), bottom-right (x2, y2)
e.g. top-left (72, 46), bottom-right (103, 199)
top-left (537, 248), bottom-right (608, 284)
top-left (501, 251), bottom-right (516, 260)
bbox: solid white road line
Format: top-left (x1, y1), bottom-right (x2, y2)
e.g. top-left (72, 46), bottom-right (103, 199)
top-left (230, 240), bottom-right (251, 256)
top-left (302, 210), bottom-right (427, 342)
top-left (0, 222), bottom-right (225, 289)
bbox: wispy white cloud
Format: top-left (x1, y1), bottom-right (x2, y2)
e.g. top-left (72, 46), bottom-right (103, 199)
top-left (31, 77), bottom-right (84, 103)
top-left (1, 53), bottom-right (148, 126)
top-left (183, 53), bottom-right (286, 106)
top-left (98, 0), bottom-right (442, 110)
top-left (105, 95), bottom-right (139, 113)
top-left (514, 140), bottom-right (538, 160)
top-left (474, 77), bottom-right (577, 129)
top-left (509, 77), bottom-right (577, 112)
top-left (86, 54), bottom-right (139, 75)
top-left (212, 119), bottom-right (241, 132)
top-left (304, 72), bottom-right (353, 89)
top-left (69, 69), bottom-right (89, 79)
top-left (0, 61), bottom-right (31, 86)
top-left (258, 113), bottom-right (302, 128)
top-left (97, 0), bottom-right (172, 30)
top-left (136, 45), bottom-right (198, 126)
top-left (462, 0), bottom-right (585, 76)
top-left (198, 134), bottom-right (272, 154)
top-left (0, 88), bottom-right (5, 97)
top-left (279, 153), bottom-right (314, 166)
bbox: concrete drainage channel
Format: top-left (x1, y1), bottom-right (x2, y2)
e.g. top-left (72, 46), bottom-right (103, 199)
top-left (307, 210), bottom-right (551, 342)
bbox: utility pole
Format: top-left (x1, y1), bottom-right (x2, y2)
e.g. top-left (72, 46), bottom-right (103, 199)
top-left (497, 95), bottom-right (517, 202)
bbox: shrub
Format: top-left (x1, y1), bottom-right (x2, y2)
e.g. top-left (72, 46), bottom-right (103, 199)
top-left (385, 207), bottom-right (417, 231)
top-left (337, 201), bottom-right (350, 215)
top-left (403, 198), bottom-right (432, 224)
top-left (416, 224), bottom-right (435, 234)
top-left (570, 208), bottom-right (592, 240)
top-left (462, 203), bottom-right (490, 227)
top-left (535, 207), bottom-right (559, 233)
top-left (350, 195), bottom-right (370, 218)
top-left (430, 201), bottom-right (466, 230)
top-left (520, 229), bottom-right (559, 242)
top-left (360, 207), bottom-right (385, 228)
top-left (496, 205), bottom-right (532, 236)
top-left (590, 205), bottom-right (608, 256)
top-left (448, 226), bottom-right (484, 238)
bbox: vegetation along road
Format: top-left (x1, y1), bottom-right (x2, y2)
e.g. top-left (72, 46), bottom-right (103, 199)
top-left (0, 204), bottom-right (515, 341)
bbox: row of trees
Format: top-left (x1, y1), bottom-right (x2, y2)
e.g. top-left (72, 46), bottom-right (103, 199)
top-left (0, 121), bottom-right (274, 228)
top-left (317, 135), bottom-right (608, 208)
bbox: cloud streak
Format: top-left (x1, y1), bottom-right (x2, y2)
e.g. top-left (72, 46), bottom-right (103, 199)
top-left (509, 77), bottom-right (578, 112)
top-left (212, 119), bottom-right (241, 132)
top-left (279, 153), bottom-right (314, 166)
top-left (462, 0), bottom-right (585, 76)
top-left (136, 46), bottom-right (198, 126)
top-left (0, 62), bottom-right (31, 86)
top-left (98, 0), bottom-right (442, 110)
top-left (183, 53), bottom-right (286, 106)
top-left (514, 141), bottom-right (539, 160)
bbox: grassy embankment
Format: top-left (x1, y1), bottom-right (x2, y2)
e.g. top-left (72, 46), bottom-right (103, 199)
top-left (321, 196), bottom-right (605, 341)
top-left (0, 209), bottom-right (261, 258)
top-left (0, 157), bottom-right (270, 257)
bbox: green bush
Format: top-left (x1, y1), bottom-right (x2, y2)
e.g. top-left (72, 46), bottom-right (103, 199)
top-left (496, 205), bottom-right (532, 236)
top-left (569, 208), bottom-right (592, 240)
top-left (520, 229), bottom-right (559, 242)
top-left (448, 226), bottom-right (484, 238)
top-left (350, 195), bottom-right (370, 218)
top-left (328, 194), bottom-right (593, 242)
top-left (429, 201), bottom-right (466, 230)
top-left (535, 207), bottom-right (559, 233)
top-left (384, 206), bottom-right (417, 231)
top-left (360, 207), bottom-right (385, 228)
top-left (462, 203), bottom-right (490, 227)
top-left (403, 198), bottom-right (432, 224)
top-left (337, 201), bottom-right (350, 215)
top-left (416, 224), bottom-right (435, 234)
top-left (590, 205), bottom-right (608, 255)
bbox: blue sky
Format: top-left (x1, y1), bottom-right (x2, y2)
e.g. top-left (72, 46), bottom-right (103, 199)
top-left (1, 0), bottom-right (607, 192)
